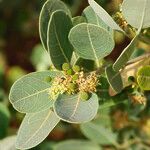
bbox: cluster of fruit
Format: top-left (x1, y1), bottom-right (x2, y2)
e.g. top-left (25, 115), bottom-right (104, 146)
top-left (48, 63), bottom-right (99, 100)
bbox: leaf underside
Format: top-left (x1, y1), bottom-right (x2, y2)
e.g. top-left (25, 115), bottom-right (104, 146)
top-left (54, 93), bottom-right (99, 123)
top-left (16, 109), bottom-right (60, 150)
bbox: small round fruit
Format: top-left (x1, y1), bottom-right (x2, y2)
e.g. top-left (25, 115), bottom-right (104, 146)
top-left (66, 69), bottom-right (73, 75)
top-left (73, 65), bottom-right (80, 72)
top-left (72, 74), bottom-right (79, 81)
top-left (44, 76), bottom-right (52, 82)
top-left (80, 91), bottom-right (89, 100)
top-left (68, 83), bottom-right (77, 90)
top-left (62, 63), bottom-right (70, 71)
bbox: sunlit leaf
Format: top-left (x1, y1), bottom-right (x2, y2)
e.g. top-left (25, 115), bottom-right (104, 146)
top-left (54, 93), bottom-right (99, 123)
top-left (9, 71), bottom-right (61, 113)
top-left (0, 135), bottom-right (16, 150)
top-left (122, 0), bottom-right (150, 29)
top-left (69, 23), bottom-right (114, 66)
top-left (88, 0), bottom-right (123, 32)
top-left (16, 109), bottom-right (60, 149)
top-left (83, 6), bottom-right (113, 35)
top-left (47, 10), bottom-right (73, 70)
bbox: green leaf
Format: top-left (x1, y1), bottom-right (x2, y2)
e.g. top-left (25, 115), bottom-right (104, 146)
top-left (69, 23), bottom-right (114, 66)
top-left (16, 109), bottom-right (60, 149)
top-left (137, 66), bottom-right (150, 90)
top-left (105, 65), bottom-right (123, 93)
top-left (0, 136), bottom-right (16, 150)
top-left (83, 6), bottom-right (113, 35)
top-left (113, 35), bottom-right (139, 71)
top-left (47, 10), bottom-right (73, 70)
top-left (39, 0), bottom-right (71, 50)
top-left (0, 103), bottom-right (10, 139)
top-left (88, 0), bottom-right (123, 32)
top-left (122, 0), bottom-right (150, 29)
top-left (9, 71), bottom-right (60, 113)
top-left (72, 16), bottom-right (86, 26)
top-left (53, 140), bottom-right (101, 150)
top-left (80, 122), bottom-right (118, 146)
top-left (54, 93), bottom-right (99, 123)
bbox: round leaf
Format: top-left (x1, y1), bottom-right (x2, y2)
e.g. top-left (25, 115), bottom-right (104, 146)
top-left (69, 23), bottom-right (115, 63)
top-left (9, 71), bottom-right (61, 113)
top-left (54, 93), bottom-right (99, 123)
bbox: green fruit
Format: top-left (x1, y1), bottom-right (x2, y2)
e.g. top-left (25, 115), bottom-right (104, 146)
top-left (72, 74), bottom-right (79, 81)
top-left (62, 63), bottom-right (70, 71)
top-left (66, 69), bottom-right (73, 75)
top-left (80, 91), bottom-right (89, 100)
top-left (44, 76), bottom-right (52, 82)
top-left (68, 83), bottom-right (77, 90)
top-left (73, 65), bottom-right (80, 72)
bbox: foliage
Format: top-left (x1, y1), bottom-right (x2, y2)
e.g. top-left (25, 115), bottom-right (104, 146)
top-left (6, 0), bottom-right (150, 149)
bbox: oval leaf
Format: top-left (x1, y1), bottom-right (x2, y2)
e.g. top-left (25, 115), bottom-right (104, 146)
top-left (39, 0), bottom-right (71, 50)
top-left (137, 66), bottom-right (150, 90)
top-left (47, 10), bottom-right (73, 70)
top-left (54, 93), bottom-right (99, 123)
top-left (69, 23), bottom-right (114, 66)
top-left (9, 71), bottom-right (60, 113)
top-left (54, 140), bottom-right (101, 150)
top-left (80, 122), bottom-right (117, 146)
top-left (122, 0), bottom-right (150, 29)
top-left (105, 65), bottom-right (123, 93)
top-left (16, 109), bottom-right (60, 149)
top-left (88, 0), bottom-right (124, 32)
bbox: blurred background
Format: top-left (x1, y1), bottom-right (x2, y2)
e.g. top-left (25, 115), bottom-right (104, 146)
top-left (0, 0), bottom-right (150, 150)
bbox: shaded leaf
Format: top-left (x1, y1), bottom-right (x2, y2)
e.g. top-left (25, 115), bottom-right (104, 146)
top-left (47, 10), bottom-right (73, 70)
top-left (39, 0), bottom-right (71, 50)
top-left (53, 140), bottom-right (101, 150)
top-left (97, 76), bottom-right (128, 108)
top-left (88, 0), bottom-right (123, 32)
top-left (137, 66), bottom-right (150, 90)
top-left (0, 103), bottom-right (10, 139)
top-left (9, 71), bottom-right (60, 113)
top-left (69, 23), bottom-right (114, 66)
top-left (16, 109), bottom-right (60, 149)
top-left (105, 65), bottom-right (123, 93)
top-left (81, 122), bottom-right (118, 145)
top-left (54, 93), bottom-right (99, 123)
top-left (72, 16), bottom-right (86, 26)
top-left (83, 6), bottom-right (113, 35)
top-left (122, 0), bottom-right (150, 29)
